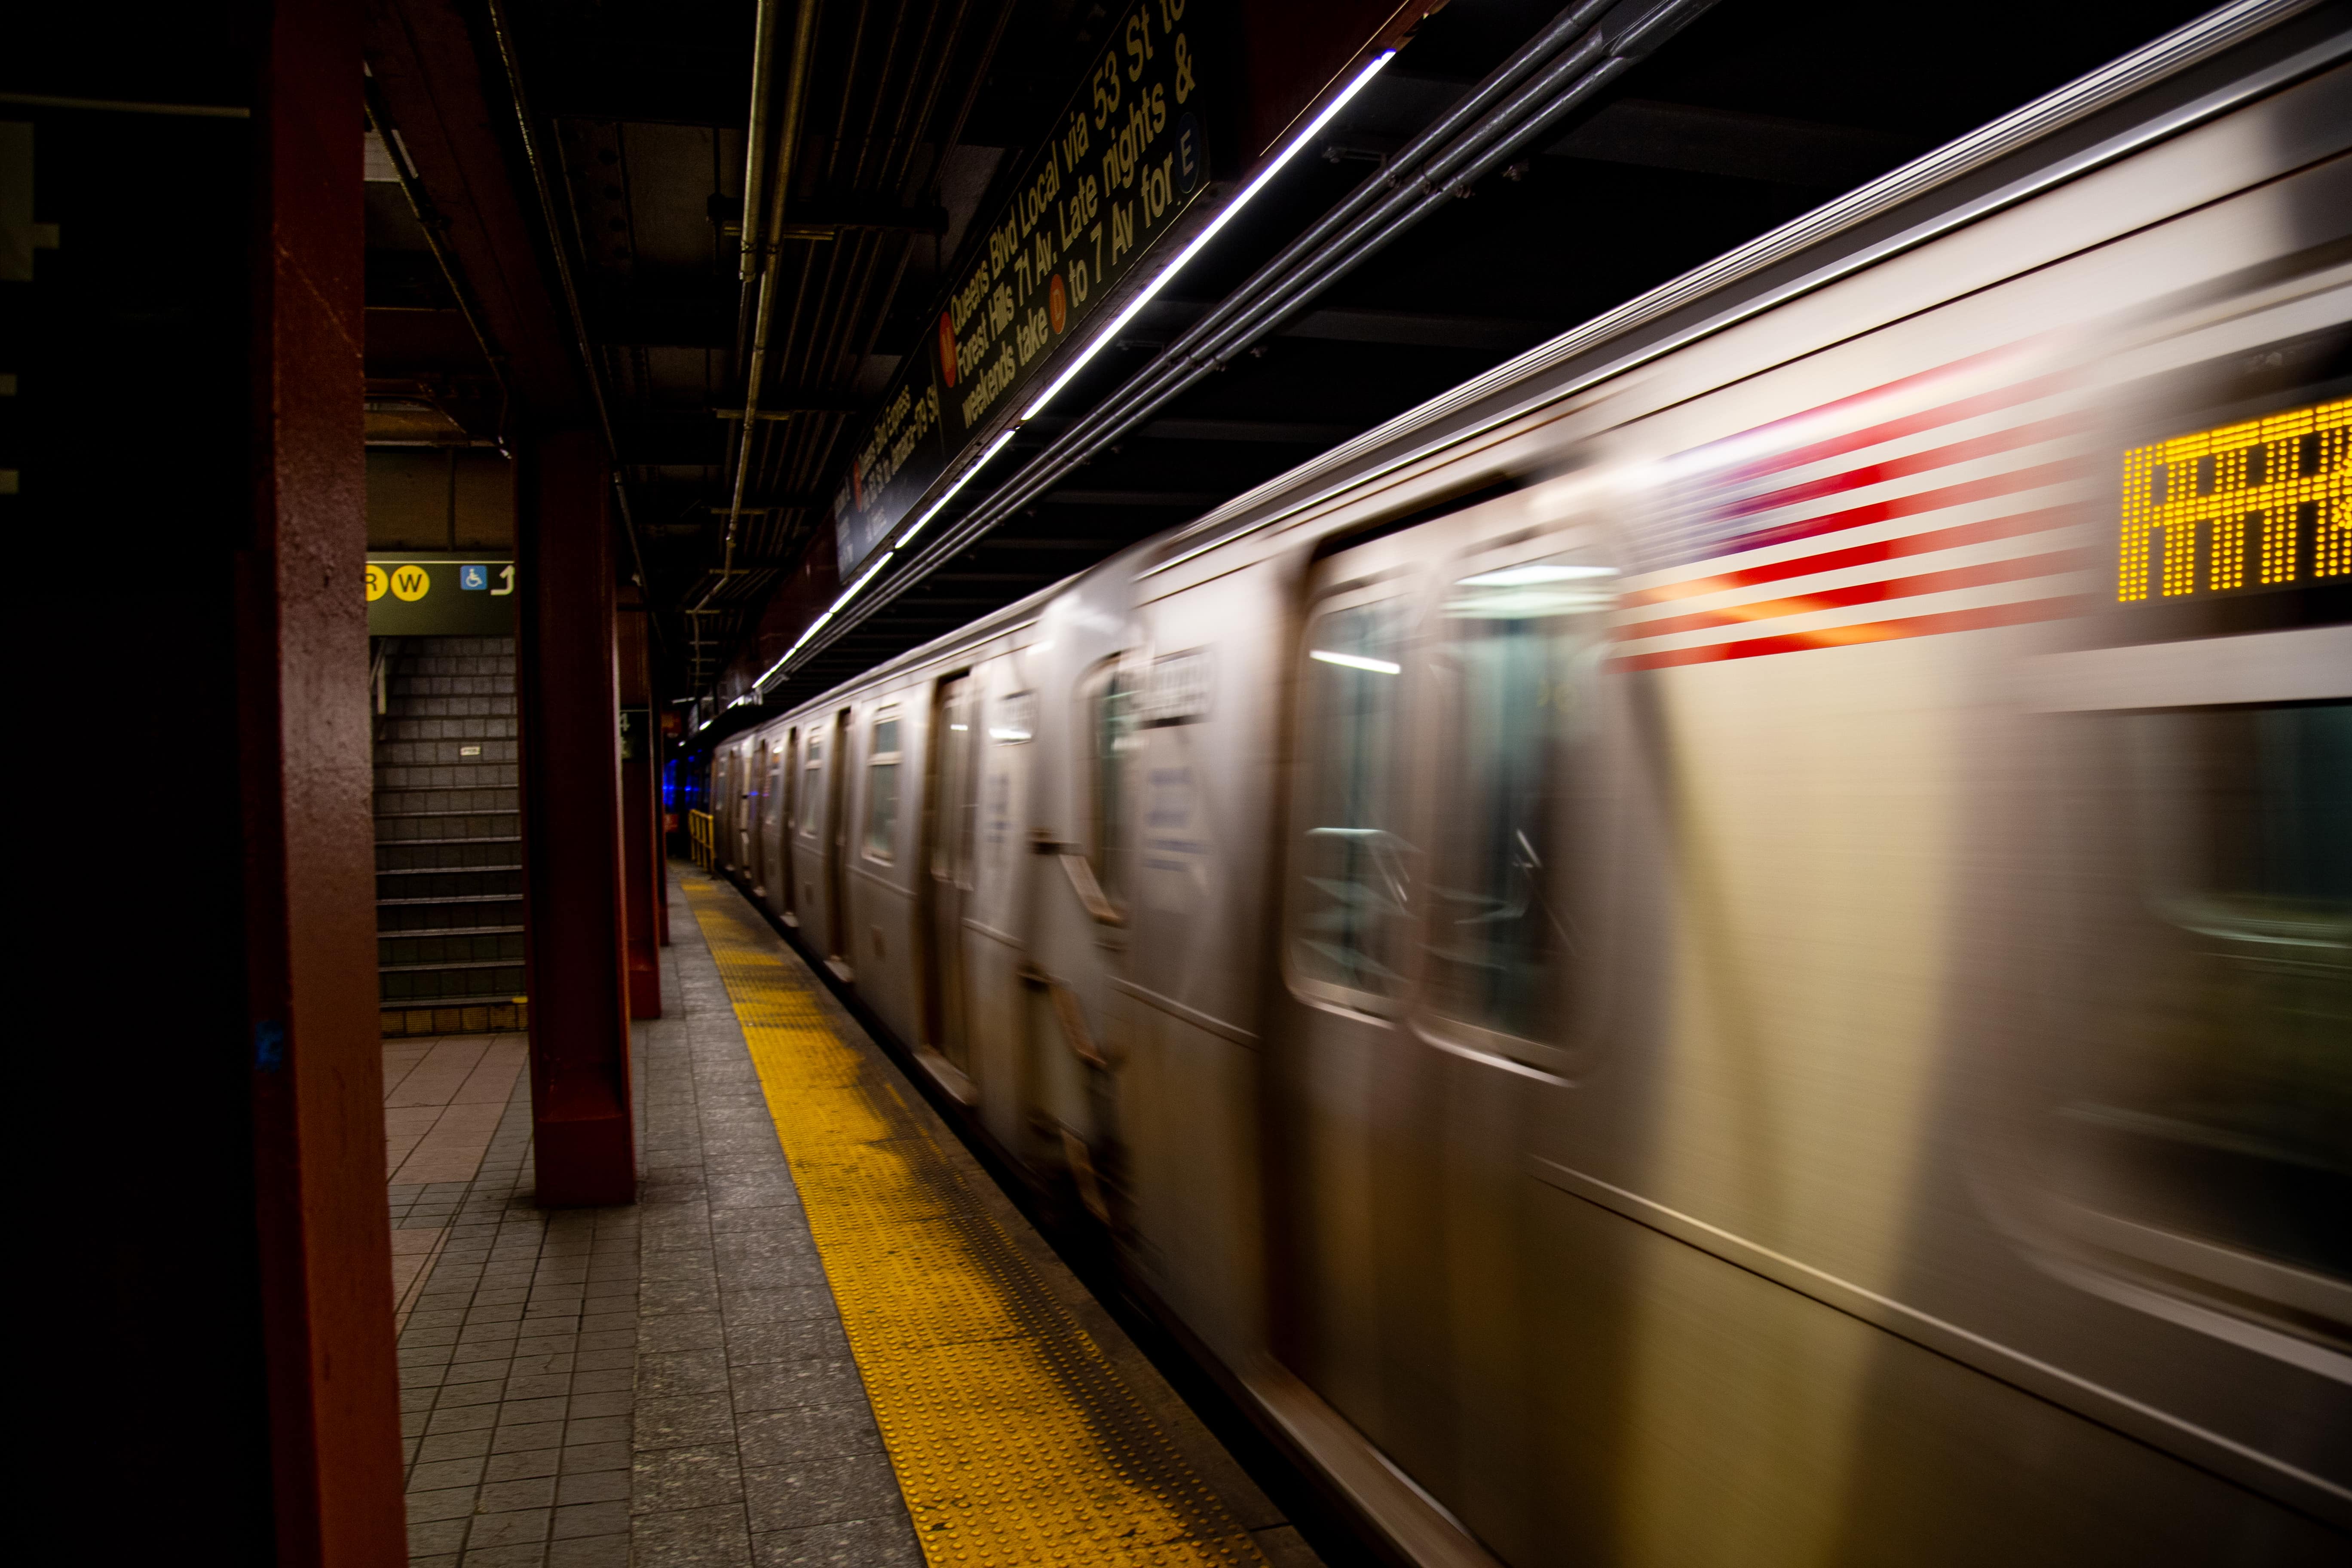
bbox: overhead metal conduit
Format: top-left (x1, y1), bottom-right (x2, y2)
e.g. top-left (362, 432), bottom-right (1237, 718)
top-left (702, 0), bottom-right (821, 616)
top-left (764, 0), bottom-right (1723, 689)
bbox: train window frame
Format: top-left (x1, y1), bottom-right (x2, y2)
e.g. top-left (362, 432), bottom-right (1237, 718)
top-left (2097, 320), bottom-right (2352, 643)
top-left (783, 728), bottom-right (799, 833)
top-left (864, 708), bottom-right (903, 864)
top-left (1407, 528), bottom-right (1620, 1081)
top-left (800, 732), bottom-right (824, 843)
top-left (1283, 561), bottom-right (1424, 1022)
top-left (1996, 632), bottom-right (2352, 1368)
top-left (931, 674), bottom-right (979, 892)
top-left (1078, 655), bottom-right (1139, 919)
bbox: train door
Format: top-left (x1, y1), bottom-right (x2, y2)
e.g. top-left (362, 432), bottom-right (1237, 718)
top-left (921, 675), bottom-right (978, 1071)
top-left (735, 741), bottom-right (755, 872)
top-left (1272, 502), bottom-right (1614, 1533)
top-left (796, 725), bottom-right (827, 947)
top-left (967, 676), bottom-right (1038, 1149)
top-left (760, 738), bottom-right (787, 910)
top-left (1271, 527), bottom-right (1432, 1458)
top-left (746, 739), bottom-right (770, 900)
top-left (780, 727), bottom-right (800, 925)
top-left (824, 707), bottom-right (852, 976)
top-left (711, 750), bottom-right (732, 870)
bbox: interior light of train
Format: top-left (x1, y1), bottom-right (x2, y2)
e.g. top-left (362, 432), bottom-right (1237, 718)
top-left (1457, 564), bottom-right (1618, 587)
top-left (2117, 395), bottom-right (2349, 602)
top-left (1018, 48), bottom-right (1398, 423)
top-left (1310, 649), bottom-right (1401, 674)
top-left (988, 727), bottom-right (1033, 741)
top-left (949, 723), bottom-right (969, 731)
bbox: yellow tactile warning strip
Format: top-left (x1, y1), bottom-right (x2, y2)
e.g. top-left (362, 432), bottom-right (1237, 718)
top-left (683, 875), bottom-right (1268, 1568)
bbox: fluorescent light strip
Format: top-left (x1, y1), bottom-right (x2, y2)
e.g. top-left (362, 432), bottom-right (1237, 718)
top-left (897, 427), bottom-right (1019, 550)
top-left (1310, 649), bottom-right (1400, 675)
top-left (1019, 47), bottom-right (1397, 423)
top-left (749, 426), bottom-right (1021, 695)
top-left (732, 47), bottom-right (1398, 714)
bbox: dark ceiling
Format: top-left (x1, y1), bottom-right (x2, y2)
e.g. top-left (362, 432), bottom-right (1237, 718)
top-left (354, 0), bottom-right (2218, 729)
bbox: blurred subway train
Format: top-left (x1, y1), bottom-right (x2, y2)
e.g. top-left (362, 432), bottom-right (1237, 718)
top-left (700, 6), bottom-right (2352, 1562)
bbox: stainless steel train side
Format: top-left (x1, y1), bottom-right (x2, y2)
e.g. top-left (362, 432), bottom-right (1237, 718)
top-left (703, 9), bottom-right (2352, 1562)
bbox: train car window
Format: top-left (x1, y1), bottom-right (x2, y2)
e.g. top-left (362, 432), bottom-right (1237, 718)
top-left (1085, 660), bottom-right (1138, 910)
top-left (784, 729), bottom-right (798, 832)
top-left (2050, 700), bottom-right (2350, 1322)
top-left (934, 678), bottom-right (977, 890)
top-left (1293, 599), bottom-right (1411, 1002)
top-left (865, 714), bottom-right (902, 861)
top-left (802, 735), bottom-right (823, 838)
top-left (1423, 557), bottom-right (1614, 1051)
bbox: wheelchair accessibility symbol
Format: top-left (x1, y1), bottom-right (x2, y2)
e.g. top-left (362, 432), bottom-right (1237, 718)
top-left (460, 564), bottom-right (488, 591)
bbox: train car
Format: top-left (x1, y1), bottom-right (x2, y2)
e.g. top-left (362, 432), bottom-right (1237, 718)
top-left (706, 5), bottom-right (2351, 1562)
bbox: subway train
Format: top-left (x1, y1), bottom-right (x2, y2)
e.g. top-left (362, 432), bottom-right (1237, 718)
top-left (704, 6), bottom-right (2352, 1562)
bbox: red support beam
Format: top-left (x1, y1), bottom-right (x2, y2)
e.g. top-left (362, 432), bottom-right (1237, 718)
top-left (517, 431), bottom-right (638, 1206)
top-left (243, 1), bottom-right (410, 1561)
top-left (618, 596), bottom-right (663, 1017)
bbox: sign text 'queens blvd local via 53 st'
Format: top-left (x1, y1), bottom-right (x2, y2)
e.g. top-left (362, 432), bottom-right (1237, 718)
top-left (833, 0), bottom-right (1217, 576)
top-left (365, 554), bottom-right (519, 635)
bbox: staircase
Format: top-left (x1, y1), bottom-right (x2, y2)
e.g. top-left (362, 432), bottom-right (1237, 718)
top-left (373, 634), bottom-right (528, 1036)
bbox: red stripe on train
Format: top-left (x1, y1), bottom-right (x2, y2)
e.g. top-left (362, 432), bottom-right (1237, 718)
top-left (1701, 340), bottom-right (2045, 461)
top-left (1721, 411), bottom-right (2091, 521)
top-left (1722, 371), bottom-right (2078, 485)
top-left (1651, 456), bottom-right (2091, 581)
top-left (1624, 504), bottom-right (2080, 608)
top-left (1618, 548), bottom-right (2092, 640)
top-left (1611, 594), bottom-right (2097, 671)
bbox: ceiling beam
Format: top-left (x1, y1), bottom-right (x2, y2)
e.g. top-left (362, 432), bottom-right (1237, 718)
top-left (364, 0), bottom-right (591, 423)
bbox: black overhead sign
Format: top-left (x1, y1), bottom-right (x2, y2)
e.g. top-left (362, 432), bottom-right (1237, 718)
top-left (366, 554), bottom-right (519, 635)
top-left (833, 0), bottom-right (1215, 577)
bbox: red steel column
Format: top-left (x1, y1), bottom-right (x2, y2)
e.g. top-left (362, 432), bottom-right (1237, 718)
top-left (517, 431), bottom-right (638, 1206)
top-left (618, 593), bottom-right (663, 1017)
top-left (242, 1), bottom-right (409, 1561)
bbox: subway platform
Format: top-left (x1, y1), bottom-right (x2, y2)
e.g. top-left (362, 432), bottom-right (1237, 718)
top-left (387, 868), bottom-right (1319, 1568)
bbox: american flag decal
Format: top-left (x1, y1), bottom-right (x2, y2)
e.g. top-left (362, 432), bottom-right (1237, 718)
top-left (1615, 349), bottom-right (2098, 671)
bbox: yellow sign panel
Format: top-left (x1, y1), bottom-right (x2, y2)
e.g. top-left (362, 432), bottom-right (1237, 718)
top-left (389, 563), bottom-right (432, 602)
top-left (2118, 396), bottom-right (2350, 601)
top-left (365, 562), bottom-right (389, 601)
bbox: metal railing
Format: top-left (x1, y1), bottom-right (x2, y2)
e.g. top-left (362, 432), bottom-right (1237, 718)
top-left (688, 809), bottom-right (718, 871)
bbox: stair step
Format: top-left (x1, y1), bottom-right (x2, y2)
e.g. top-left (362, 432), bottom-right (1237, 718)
top-left (376, 987), bottom-right (529, 1011)
top-left (369, 835), bottom-right (522, 847)
top-left (377, 893), bottom-right (526, 907)
top-left (373, 810), bottom-right (521, 821)
top-left (376, 863), bottom-right (523, 876)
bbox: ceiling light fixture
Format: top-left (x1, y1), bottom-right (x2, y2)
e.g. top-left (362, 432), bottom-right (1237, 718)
top-left (735, 45), bottom-right (1400, 712)
top-left (1020, 47), bottom-right (1399, 424)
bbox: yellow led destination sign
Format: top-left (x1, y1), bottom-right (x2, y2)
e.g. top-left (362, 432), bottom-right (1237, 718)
top-left (2118, 395), bottom-right (2349, 601)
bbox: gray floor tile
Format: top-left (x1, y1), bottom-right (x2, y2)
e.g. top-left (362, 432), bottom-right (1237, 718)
top-left (748, 1515), bottom-right (923, 1568)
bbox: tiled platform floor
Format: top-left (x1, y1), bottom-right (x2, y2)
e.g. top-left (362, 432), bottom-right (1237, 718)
top-left (385, 1036), bottom-right (533, 1324)
top-left (389, 870), bottom-right (1315, 1568)
top-left (385, 1037), bottom-right (530, 1184)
